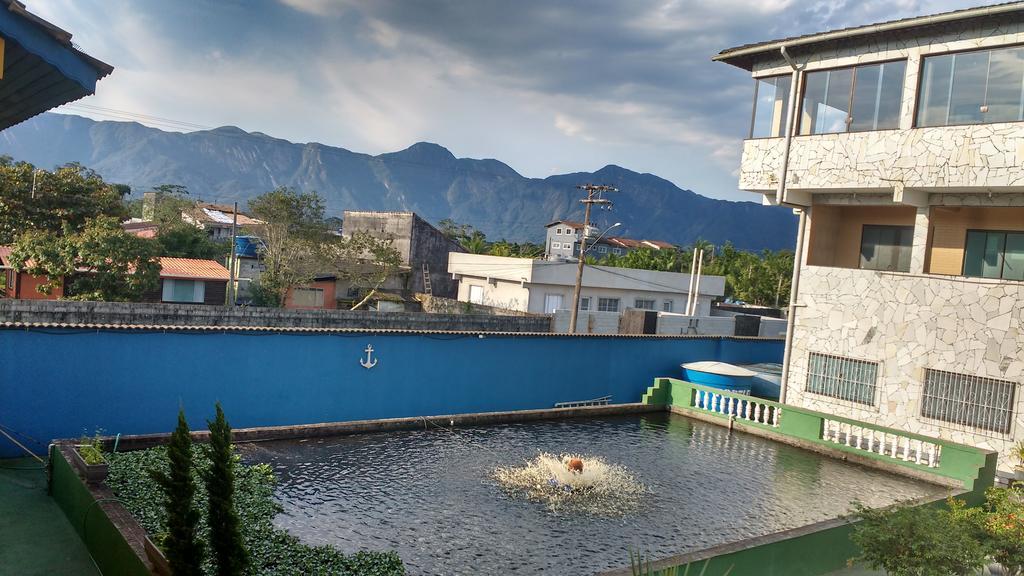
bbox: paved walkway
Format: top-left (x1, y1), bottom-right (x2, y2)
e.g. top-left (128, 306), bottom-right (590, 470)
top-left (0, 458), bottom-right (99, 576)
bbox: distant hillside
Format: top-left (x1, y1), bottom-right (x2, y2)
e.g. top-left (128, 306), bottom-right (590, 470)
top-left (0, 113), bottom-right (797, 250)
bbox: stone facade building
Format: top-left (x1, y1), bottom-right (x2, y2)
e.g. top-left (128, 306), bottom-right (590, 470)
top-left (717, 4), bottom-right (1024, 474)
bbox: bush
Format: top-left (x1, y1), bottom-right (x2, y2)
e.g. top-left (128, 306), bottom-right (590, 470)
top-left (106, 444), bottom-right (404, 576)
top-left (851, 500), bottom-right (988, 576)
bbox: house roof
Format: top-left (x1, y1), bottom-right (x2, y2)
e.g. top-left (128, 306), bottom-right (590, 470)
top-left (545, 220), bottom-right (585, 229)
top-left (158, 257), bottom-right (230, 281)
top-left (714, 2), bottom-right (1024, 71)
top-left (187, 203), bottom-right (263, 227)
top-left (0, 0), bottom-right (114, 130)
top-left (121, 220), bottom-right (160, 238)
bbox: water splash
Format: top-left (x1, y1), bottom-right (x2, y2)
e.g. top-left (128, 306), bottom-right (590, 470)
top-left (493, 453), bottom-right (646, 515)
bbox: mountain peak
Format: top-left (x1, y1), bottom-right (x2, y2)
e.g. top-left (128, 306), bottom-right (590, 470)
top-left (384, 141), bottom-right (456, 163)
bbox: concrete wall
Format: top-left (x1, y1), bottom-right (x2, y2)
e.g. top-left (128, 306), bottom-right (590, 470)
top-left (549, 310), bottom-right (778, 337)
top-left (416, 293), bottom-right (537, 317)
top-left (343, 211), bottom-right (464, 298)
top-left (552, 310), bottom-right (623, 334)
top-left (0, 327), bottom-right (784, 457)
top-left (0, 299), bottom-right (552, 333)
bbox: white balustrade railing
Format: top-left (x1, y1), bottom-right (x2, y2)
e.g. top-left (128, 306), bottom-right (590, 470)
top-left (822, 418), bottom-right (941, 468)
top-left (693, 389), bottom-right (780, 428)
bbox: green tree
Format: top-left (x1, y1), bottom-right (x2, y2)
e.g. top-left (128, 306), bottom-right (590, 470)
top-left (851, 501), bottom-right (988, 576)
top-left (323, 230), bottom-right (403, 310)
top-left (11, 216), bottom-right (160, 301)
top-left (204, 403), bottom-right (249, 576)
top-left (150, 409), bottom-right (205, 576)
top-left (0, 157), bottom-right (129, 244)
top-left (246, 188), bottom-right (329, 306)
top-left (462, 231), bottom-right (489, 254)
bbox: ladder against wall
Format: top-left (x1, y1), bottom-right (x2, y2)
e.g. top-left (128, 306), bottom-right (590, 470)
top-left (422, 263), bottom-right (432, 295)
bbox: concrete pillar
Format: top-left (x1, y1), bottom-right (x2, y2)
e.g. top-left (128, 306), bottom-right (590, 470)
top-left (909, 206), bottom-right (930, 274)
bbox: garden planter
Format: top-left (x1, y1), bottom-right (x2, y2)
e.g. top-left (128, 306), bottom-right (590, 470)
top-left (145, 535), bottom-right (171, 576)
top-left (70, 445), bottom-right (109, 484)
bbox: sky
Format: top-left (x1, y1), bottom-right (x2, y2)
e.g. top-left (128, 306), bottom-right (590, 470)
top-left (33, 0), bottom-right (988, 201)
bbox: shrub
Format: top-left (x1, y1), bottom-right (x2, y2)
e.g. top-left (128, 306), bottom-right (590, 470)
top-left (149, 409), bottom-right (205, 575)
top-left (106, 442), bottom-right (404, 575)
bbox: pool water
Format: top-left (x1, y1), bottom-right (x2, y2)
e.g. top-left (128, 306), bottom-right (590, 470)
top-left (240, 413), bottom-right (949, 575)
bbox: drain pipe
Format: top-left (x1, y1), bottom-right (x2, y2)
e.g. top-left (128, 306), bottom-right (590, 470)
top-left (776, 44), bottom-right (805, 405)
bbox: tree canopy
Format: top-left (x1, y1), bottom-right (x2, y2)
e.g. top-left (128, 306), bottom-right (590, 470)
top-left (11, 216), bottom-right (161, 301)
top-left (0, 157), bottom-right (129, 245)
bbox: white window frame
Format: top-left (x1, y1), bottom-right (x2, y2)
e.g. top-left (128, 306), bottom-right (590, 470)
top-left (468, 285), bottom-right (484, 304)
top-left (543, 293), bottom-right (564, 313)
top-left (598, 245), bottom-right (608, 254)
top-left (663, 299), bottom-right (674, 312)
top-left (579, 296), bottom-right (591, 311)
top-left (597, 297), bottom-right (619, 312)
top-left (162, 279), bottom-right (205, 304)
top-left (634, 298), bottom-right (656, 310)
top-left (555, 228), bottom-right (563, 235)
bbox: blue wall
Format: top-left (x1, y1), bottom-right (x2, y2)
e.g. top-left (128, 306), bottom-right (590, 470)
top-left (0, 328), bottom-right (782, 457)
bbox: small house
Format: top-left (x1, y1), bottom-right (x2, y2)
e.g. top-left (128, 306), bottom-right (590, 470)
top-left (147, 257), bottom-right (230, 305)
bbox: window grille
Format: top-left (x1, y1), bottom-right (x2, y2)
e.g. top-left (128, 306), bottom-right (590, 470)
top-left (921, 369), bottom-right (1016, 434)
top-left (806, 352), bottom-right (878, 406)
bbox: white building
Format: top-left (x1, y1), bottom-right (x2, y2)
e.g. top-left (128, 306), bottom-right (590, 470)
top-left (448, 253), bottom-right (725, 332)
top-left (716, 3), bottom-right (1024, 474)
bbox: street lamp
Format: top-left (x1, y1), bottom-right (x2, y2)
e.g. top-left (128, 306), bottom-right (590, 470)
top-left (583, 222), bottom-right (621, 256)
top-left (569, 221), bottom-right (621, 333)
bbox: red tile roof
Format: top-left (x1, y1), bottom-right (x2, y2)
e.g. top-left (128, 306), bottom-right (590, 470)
top-left (158, 257), bottom-right (230, 281)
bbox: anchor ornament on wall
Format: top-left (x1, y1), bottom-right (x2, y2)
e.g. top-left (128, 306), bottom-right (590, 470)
top-left (360, 345), bottom-right (378, 369)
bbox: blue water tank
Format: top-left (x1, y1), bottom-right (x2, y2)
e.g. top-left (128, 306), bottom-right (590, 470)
top-left (235, 236), bottom-right (262, 258)
top-left (680, 361), bottom-right (756, 395)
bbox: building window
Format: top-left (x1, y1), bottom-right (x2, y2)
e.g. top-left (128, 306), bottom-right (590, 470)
top-left (918, 46), bottom-right (1024, 127)
top-left (800, 60), bottom-right (906, 135)
top-left (552, 242), bottom-right (562, 250)
top-left (597, 298), bottom-right (619, 312)
top-left (663, 299), bottom-right (674, 312)
top-left (963, 230), bottom-right (1024, 281)
top-left (555, 228), bottom-right (563, 235)
top-left (598, 245), bottom-right (607, 254)
top-left (579, 296), bottom-right (591, 311)
top-left (292, 287), bottom-right (325, 307)
top-left (543, 293), bottom-right (564, 313)
top-left (805, 352), bottom-right (878, 406)
top-left (921, 369), bottom-right (1016, 434)
top-left (634, 298), bottom-right (655, 310)
top-left (860, 225), bottom-right (914, 272)
top-left (468, 285), bottom-right (484, 304)
top-left (750, 74), bottom-right (792, 138)
top-left (162, 279), bottom-right (205, 303)
top-left (612, 248), bottom-right (622, 255)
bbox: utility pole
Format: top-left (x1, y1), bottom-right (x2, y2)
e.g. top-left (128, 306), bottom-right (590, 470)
top-left (227, 202), bottom-right (238, 306)
top-left (568, 184), bottom-right (617, 333)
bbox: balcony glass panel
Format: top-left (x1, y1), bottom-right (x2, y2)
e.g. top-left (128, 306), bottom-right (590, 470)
top-left (860, 225), bottom-right (913, 272)
top-left (963, 230), bottom-right (1024, 280)
top-left (800, 62), bottom-right (904, 135)
top-left (750, 75), bottom-right (791, 138)
top-left (918, 46), bottom-right (1024, 127)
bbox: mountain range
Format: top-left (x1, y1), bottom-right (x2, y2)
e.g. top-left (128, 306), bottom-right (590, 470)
top-left (0, 113), bottom-right (796, 250)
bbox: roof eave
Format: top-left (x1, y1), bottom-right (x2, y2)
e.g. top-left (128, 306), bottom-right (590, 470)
top-left (714, 2), bottom-right (1024, 71)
